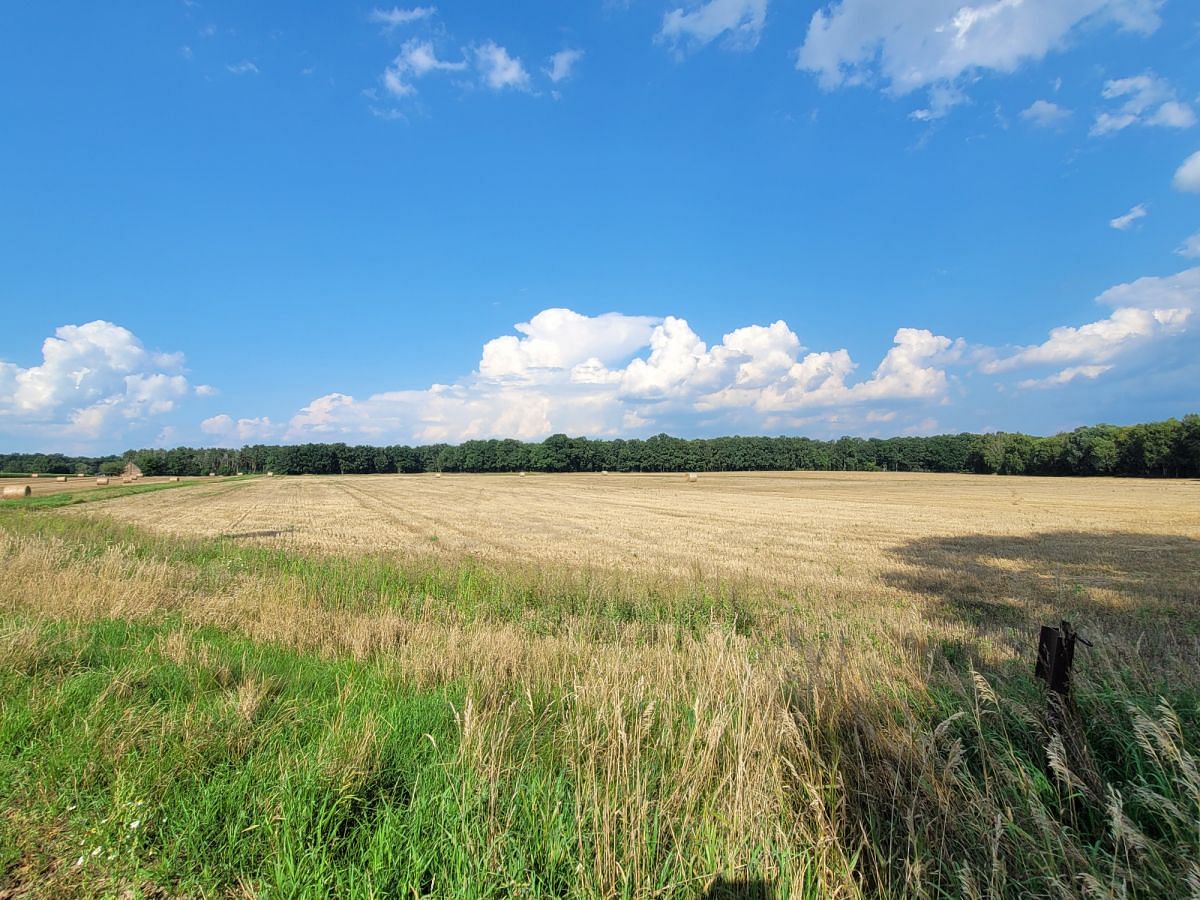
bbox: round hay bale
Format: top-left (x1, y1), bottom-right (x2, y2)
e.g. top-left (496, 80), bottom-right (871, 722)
top-left (76, 473), bottom-right (85, 478)
top-left (686, 473), bottom-right (699, 483)
top-left (168, 476), bottom-right (180, 482)
top-left (518, 471), bottom-right (526, 477)
top-left (30, 473), bottom-right (39, 478)
top-left (266, 471), bottom-right (274, 477)
top-left (95, 477), bottom-right (110, 486)
top-left (434, 472), bottom-right (442, 478)
top-left (209, 472), bottom-right (216, 477)
top-left (236, 472), bottom-right (243, 476)
top-left (56, 475), bottom-right (68, 482)
top-left (600, 470), bottom-right (609, 476)
top-left (2, 485), bottom-right (31, 499)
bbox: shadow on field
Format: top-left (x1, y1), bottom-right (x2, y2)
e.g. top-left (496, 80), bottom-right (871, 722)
top-left (813, 530), bottom-right (1200, 896)
top-left (701, 876), bottom-right (774, 899)
top-left (883, 529), bottom-right (1200, 639)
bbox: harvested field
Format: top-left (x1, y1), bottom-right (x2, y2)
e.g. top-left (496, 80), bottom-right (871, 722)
top-left (0, 474), bottom-right (222, 498)
top-left (4, 472), bottom-right (1199, 898)
top-left (81, 471), bottom-right (1200, 601)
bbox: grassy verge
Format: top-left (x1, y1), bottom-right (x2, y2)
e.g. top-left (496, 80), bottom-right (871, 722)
top-left (3, 476), bottom-right (253, 511)
top-left (1, 504), bottom-right (1198, 897)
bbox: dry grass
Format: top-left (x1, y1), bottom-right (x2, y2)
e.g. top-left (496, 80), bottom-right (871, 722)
top-left (79, 472), bottom-right (1200, 615)
top-left (3, 472), bottom-right (1199, 897)
top-left (0, 474), bottom-right (219, 498)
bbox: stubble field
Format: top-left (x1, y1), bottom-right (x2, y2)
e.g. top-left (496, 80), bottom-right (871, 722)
top-left (2, 472), bottom-right (1199, 897)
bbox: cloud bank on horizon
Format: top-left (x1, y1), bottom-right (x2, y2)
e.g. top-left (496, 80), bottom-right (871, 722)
top-left (3, 267), bottom-right (1197, 450)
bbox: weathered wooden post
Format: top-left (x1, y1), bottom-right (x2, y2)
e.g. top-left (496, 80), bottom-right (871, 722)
top-left (1035, 620), bottom-right (1092, 731)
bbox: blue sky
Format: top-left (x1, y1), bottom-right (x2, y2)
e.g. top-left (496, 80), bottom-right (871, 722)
top-left (1, 0), bottom-right (1198, 453)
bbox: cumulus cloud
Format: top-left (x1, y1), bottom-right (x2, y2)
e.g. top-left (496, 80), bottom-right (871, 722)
top-left (546, 49), bottom-right (584, 83)
top-left (1021, 99), bottom-right (1072, 127)
top-left (657, 0), bottom-right (769, 54)
top-left (479, 308), bottom-right (659, 379)
top-left (1109, 203), bottom-right (1147, 230)
top-left (797, 0), bottom-right (1161, 117)
top-left (275, 309), bottom-right (963, 444)
top-left (368, 6), bottom-right (435, 29)
top-left (981, 268), bottom-right (1199, 385)
top-left (194, 384), bottom-right (219, 397)
top-left (382, 39), bottom-right (467, 97)
top-left (201, 413), bottom-right (277, 442)
top-left (0, 321), bottom-right (191, 439)
top-left (1091, 73), bottom-right (1197, 136)
top-left (1017, 365), bottom-right (1112, 389)
top-left (1177, 232), bottom-right (1200, 259)
top-left (1174, 151), bottom-right (1200, 193)
top-left (226, 60), bottom-right (259, 76)
top-left (474, 41), bottom-right (530, 91)
top-left (984, 307), bottom-right (1189, 373)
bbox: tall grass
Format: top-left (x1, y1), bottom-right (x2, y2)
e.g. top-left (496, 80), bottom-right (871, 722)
top-left (1, 501), bottom-right (1197, 897)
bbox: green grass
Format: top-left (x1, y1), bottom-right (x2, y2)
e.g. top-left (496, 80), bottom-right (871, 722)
top-left (2, 476), bottom-right (255, 511)
top-left (2, 499), bottom-right (1198, 897)
top-left (0, 617), bottom-right (593, 897)
top-left (0, 616), bottom-right (814, 898)
top-left (0, 504), bottom-right (758, 639)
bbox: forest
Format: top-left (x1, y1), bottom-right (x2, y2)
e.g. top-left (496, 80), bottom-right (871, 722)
top-left (2, 415), bottom-right (1197, 479)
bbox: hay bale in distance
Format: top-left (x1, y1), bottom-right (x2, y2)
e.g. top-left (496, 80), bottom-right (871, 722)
top-left (687, 473), bottom-right (699, 483)
top-left (2, 485), bottom-right (31, 499)
top-left (518, 471), bottom-right (526, 477)
top-left (95, 477), bottom-right (110, 486)
top-left (168, 476), bottom-right (180, 482)
top-left (209, 472), bottom-right (216, 477)
top-left (76, 473), bottom-right (85, 478)
top-left (601, 470), bottom-right (609, 476)
top-left (55, 476), bottom-right (68, 482)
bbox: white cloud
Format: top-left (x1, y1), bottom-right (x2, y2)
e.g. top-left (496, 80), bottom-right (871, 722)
top-left (201, 413), bottom-right (277, 442)
top-left (1091, 73), bottom-right (1197, 136)
top-left (368, 6), bottom-right (436, 28)
top-left (984, 307), bottom-right (1189, 373)
top-left (201, 414), bottom-right (233, 435)
top-left (1174, 151), bottom-right (1200, 193)
top-left (480, 308), bottom-right (659, 379)
top-left (278, 310), bottom-right (962, 444)
top-left (1017, 365), bottom-right (1112, 389)
top-left (658, 0), bottom-right (769, 54)
top-left (1093, 266), bottom-right (1200, 313)
top-left (382, 39), bottom-right (467, 97)
top-left (797, 0), bottom-right (1161, 116)
top-left (0, 321), bottom-right (191, 439)
top-left (1020, 99), bottom-right (1072, 127)
top-left (1177, 232), bottom-right (1200, 259)
top-left (546, 49), bottom-right (584, 83)
top-left (226, 60), bottom-right (259, 76)
top-left (194, 384), bottom-right (219, 397)
top-left (909, 83), bottom-right (968, 121)
top-left (474, 41), bottom-right (530, 91)
top-left (982, 269), bottom-right (1199, 378)
top-left (1109, 202), bottom-right (1147, 230)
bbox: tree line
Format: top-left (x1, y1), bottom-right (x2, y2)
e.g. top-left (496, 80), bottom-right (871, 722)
top-left (2, 415), bottom-right (1198, 479)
